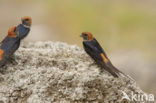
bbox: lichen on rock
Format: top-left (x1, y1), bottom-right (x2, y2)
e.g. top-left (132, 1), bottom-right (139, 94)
top-left (0, 41), bottom-right (150, 103)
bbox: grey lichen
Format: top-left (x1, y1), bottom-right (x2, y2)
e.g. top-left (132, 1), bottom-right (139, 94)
top-left (0, 41), bottom-right (149, 103)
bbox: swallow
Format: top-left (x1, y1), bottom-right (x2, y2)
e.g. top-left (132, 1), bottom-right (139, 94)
top-left (80, 32), bottom-right (123, 78)
top-left (16, 16), bottom-right (32, 40)
top-left (0, 26), bottom-right (20, 67)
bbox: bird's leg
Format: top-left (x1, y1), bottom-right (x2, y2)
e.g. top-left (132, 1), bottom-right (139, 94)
top-left (8, 55), bottom-right (18, 65)
top-left (10, 54), bottom-right (16, 61)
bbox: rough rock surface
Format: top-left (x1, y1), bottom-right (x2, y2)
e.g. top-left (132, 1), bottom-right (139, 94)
top-left (0, 42), bottom-right (149, 103)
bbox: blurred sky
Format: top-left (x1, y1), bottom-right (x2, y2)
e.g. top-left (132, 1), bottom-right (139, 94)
top-left (0, 0), bottom-right (156, 97)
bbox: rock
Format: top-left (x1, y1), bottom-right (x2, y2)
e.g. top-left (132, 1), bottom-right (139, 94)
top-left (0, 41), bottom-right (152, 103)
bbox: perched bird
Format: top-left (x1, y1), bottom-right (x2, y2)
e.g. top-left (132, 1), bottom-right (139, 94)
top-left (0, 26), bottom-right (20, 67)
top-left (16, 16), bottom-right (32, 40)
top-left (80, 32), bottom-right (123, 78)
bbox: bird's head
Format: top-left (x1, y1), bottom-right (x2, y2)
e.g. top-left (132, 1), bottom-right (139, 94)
top-left (21, 16), bottom-right (32, 27)
top-left (80, 32), bottom-right (93, 41)
top-left (8, 26), bottom-right (18, 37)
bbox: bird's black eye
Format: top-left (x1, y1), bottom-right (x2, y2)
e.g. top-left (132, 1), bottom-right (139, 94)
top-left (84, 34), bottom-right (88, 36)
top-left (25, 19), bottom-right (29, 21)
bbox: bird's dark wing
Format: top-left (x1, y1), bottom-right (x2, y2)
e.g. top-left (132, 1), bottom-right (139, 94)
top-left (1, 37), bottom-right (20, 59)
top-left (1, 37), bottom-right (13, 50)
top-left (83, 41), bottom-right (103, 63)
top-left (83, 40), bottom-right (119, 77)
top-left (0, 37), bottom-right (11, 67)
top-left (7, 38), bottom-right (20, 56)
top-left (92, 38), bottom-right (109, 58)
top-left (92, 39), bottom-right (122, 74)
top-left (0, 37), bottom-right (20, 67)
top-left (17, 24), bottom-right (30, 40)
top-left (1, 36), bottom-right (10, 45)
top-left (0, 36), bottom-right (10, 66)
